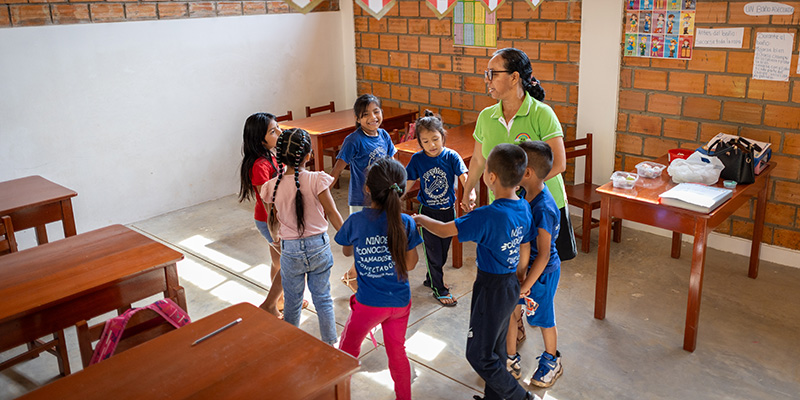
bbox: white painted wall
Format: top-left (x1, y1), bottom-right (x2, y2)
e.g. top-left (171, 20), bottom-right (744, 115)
top-left (0, 12), bottom-right (349, 244)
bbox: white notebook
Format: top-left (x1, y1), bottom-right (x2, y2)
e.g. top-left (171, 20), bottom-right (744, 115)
top-left (659, 183), bottom-right (733, 213)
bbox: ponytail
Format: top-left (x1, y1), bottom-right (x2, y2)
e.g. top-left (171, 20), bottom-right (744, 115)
top-left (366, 158), bottom-right (410, 281)
top-left (523, 75), bottom-right (546, 102)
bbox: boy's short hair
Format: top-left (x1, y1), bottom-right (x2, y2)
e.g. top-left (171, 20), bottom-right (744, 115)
top-left (518, 141), bottom-right (553, 180)
top-left (486, 143), bottom-right (527, 188)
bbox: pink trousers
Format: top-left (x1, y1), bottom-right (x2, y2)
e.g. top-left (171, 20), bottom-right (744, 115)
top-left (339, 295), bottom-right (411, 400)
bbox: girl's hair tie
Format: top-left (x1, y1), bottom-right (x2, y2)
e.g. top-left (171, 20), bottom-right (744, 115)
top-left (389, 183), bottom-right (402, 194)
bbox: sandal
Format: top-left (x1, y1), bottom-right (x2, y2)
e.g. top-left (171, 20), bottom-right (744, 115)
top-left (341, 272), bottom-right (358, 293)
top-left (277, 298), bottom-right (308, 312)
top-left (433, 292), bottom-right (457, 307)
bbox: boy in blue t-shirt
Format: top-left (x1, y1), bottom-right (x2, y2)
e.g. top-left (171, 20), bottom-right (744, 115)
top-left (505, 140), bottom-right (563, 388)
top-left (414, 143), bottom-right (537, 400)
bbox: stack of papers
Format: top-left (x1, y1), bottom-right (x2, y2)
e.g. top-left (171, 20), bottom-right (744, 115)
top-left (659, 183), bottom-right (733, 213)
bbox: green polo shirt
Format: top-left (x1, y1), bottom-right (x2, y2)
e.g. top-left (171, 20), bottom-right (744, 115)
top-left (473, 92), bottom-right (567, 208)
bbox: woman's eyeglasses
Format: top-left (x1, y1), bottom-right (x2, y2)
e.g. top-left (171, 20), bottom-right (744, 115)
top-left (484, 69), bottom-right (511, 81)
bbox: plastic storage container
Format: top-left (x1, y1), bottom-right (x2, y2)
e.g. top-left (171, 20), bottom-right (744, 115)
top-left (668, 148), bottom-right (691, 162)
top-left (635, 161), bottom-right (666, 178)
top-left (611, 171), bottom-right (638, 189)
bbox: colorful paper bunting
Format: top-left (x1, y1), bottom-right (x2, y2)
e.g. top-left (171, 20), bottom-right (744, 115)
top-left (525, 0), bottom-right (544, 11)
top-left (283, 0), bottom-right (325, 14)
top-left (355, 0), bottom-right (397, 20)
top-left (426, 0), bottom-right (459, 19)
top-left (477, 0), bottom-right (506, 13)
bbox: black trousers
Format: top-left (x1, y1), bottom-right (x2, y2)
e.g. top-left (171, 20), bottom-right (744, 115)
top-left (419, 205), bottom-right (455, 296)
top-left (466, 270), bottom-right (528, 400)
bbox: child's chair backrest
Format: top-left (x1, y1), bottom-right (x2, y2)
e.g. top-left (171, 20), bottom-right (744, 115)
top-left (0, 216), bottom-right (19, 255)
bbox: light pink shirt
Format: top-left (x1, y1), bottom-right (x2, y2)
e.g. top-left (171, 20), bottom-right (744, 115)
top-left (261, 170), bottom-right (334, 240)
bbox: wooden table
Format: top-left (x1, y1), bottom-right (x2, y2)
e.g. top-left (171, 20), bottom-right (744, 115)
top-left (19, 303), bottom-right (360, 400)
top-left (280, 107), bottom-right (418, 172)
top-left (0, 224), bottom-right (185, 374)
top-left (395, 122), bottom-right (487, 269)
top-left (594, 156), bottom-right (776, 352)
top-left (0, 175), bottom-right (77, 245)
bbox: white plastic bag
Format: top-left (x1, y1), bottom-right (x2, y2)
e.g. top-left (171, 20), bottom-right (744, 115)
top-left (667, 151), bottom-right (724, 185)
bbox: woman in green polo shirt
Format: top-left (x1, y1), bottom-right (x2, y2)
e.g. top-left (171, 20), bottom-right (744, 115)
top-left (461, 47), bottom-right (576, 260)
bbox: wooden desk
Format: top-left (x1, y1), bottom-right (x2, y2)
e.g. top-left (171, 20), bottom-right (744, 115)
top-left (594, 156), bottom-right (775, 352)
top-left (280, 107), bottom-right (417, 172)
top-left (395, 122), bottom-right (487, 269)
top-left (19, 303), bottom-right (360, 400)
top-left (0, 224), bottom-right (185, 373)
top-left (0, 175), bottom-right (77, 245)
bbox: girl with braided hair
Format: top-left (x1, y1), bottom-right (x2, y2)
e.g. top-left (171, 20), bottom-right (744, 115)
top-left (261, 128), bottom-right (344, 345)
top-left (335, 157), bottom-right (422, 400)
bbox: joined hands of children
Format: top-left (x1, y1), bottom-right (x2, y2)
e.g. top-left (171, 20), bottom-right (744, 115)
top-left (460, 189), bottom-right (477, 213)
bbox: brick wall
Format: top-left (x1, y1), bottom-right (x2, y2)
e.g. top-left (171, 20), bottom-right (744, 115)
top-left (353, 0), bottom-right (582, 180)
top-left (617, 0), bottom-right (800, 251)
top-left (0, 0), bottom-right (338, 27)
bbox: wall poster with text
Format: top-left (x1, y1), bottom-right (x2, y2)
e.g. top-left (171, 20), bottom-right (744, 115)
top-left (453, 0), bottom-right (497, 48)
top-left (624, 0), bottom-right (696, 60)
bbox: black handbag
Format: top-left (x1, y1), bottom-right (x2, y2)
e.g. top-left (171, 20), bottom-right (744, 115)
top-left (555, 206), bottom-right (577, 261)
top-left (707, 137), bottom-right (757, 185)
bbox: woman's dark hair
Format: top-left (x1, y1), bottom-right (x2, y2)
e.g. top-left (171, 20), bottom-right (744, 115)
top-left (366, 157), bottom-right (410, 280)
top-left (414, 110), bottom-right (447, 149)
top-left (494, 47), bottom-right (546, 102)
top-left (353, 94), bottom-right (381, 128)
top-left (238, 112), bottom-right (278, 203)
top-left (269, 128), bottom-right (312, 237)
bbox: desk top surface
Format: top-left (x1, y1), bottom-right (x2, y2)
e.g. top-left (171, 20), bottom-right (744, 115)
top-left (19, 303), bottom-right (360, 400)
top-left (0, 175), bottom-right (77, 214)
top-left (396, 122), bottom-right (476, 162)
top-left (279, 106), bottom-right (416, 135)
top-left (596, 156), bottom-right (776, 215)
top-left (0, 224), bottom-right (183, 322)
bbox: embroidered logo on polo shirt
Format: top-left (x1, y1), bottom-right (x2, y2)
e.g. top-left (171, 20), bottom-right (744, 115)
top-left (514, 132), bottom-right (532, 143)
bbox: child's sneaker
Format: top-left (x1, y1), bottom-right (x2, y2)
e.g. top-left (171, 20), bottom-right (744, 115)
top-left (506, 352), bottom-right (522, 380)
top-left (530, 350), bottom-right (562, 388)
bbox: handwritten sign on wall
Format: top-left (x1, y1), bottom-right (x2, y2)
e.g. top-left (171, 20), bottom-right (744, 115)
top-left (752, 32), bottom-right (794, 81)
top-left (743, 2), bottom-right (794, 16)
top-left (695, 28), bottom-right (744, 48)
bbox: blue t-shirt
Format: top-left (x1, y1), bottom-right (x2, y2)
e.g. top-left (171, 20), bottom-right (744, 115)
top-left (334, 208), bottom-right (423, 307)
top-left (337, 127), bottom-right (397, 207)
top-left (521, 186), bottom-right (561, 275)
top-left (454, 197), bottom-right (533, 275)
top-left (405, 147), bottom-right (468, 210)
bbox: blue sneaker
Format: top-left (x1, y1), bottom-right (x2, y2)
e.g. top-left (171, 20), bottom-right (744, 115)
top-left (506, 352), bottom-right (522, 379)
top-left (530, 350), bottom-right (562, 388)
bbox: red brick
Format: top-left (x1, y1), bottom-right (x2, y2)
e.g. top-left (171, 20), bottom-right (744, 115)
top-left (739, 126), bottom-right (782, 146)
top-left (643, 137), bottom-right (679, 158)
top-left (371, 50), bottom-right (388, 65)
top-left (474, 95), bottom-right (496, 111)
top-left (501, 21), bottom-right (526, 39)
top-left (663, 118), bottom-right (698, 141)
top-left (512, 1), bottom-right (535, 19)
top-left (388, 18), bottom-right (406, 34)
top-left (748, 80), bottom-right (790, 102)
top-left (243, 1), bottom-right (266, 15)
top-left (441, 109), bottom-right (462, 125)
top-left (440, 37), bottom-right (457, 55)
top-left (568, 1), bottom-right (581, 20)
top-left (539, 1), bottom-right (567, 20)
top-left (52, 4), bottom-right (89, 24)
top-left (774, 228), bottom-right (800, 251)
top-left (353, 17), bottom-right (368, 32)
top-left (400, 70), bottom-right (419, 86)
top-left (398, 0), bottom-right (418, 17)
top-left (629, 114), bottom-right (662, 136)
top-left (771, 155), bottom-right (800, 180)
top-left (619, 90), bottom-right (646, 111)
top-left (633, 70), bottom-right (668, 91)
top-left (774, 181), bottom-right (800, 206)
top-left (430, 90), bottom-right (451, 107)
top-left (687, 50), bottom-right (727, 73)
top-left (404, 19), bottom-right (426, 34)
top-left (92, 3), bottom-right (125, 22)
top-left (531, 62), bottom-right (555, 81)
top-left (452, 92), bottom-right (473, 110)
top-left (616, 133), bottom-right (643, 154)
top-left (539, 43), bottom-right (569, 62)
top-left (430, 55), bottom-right (451, 71)
top-left (785, 133), bottom-right (800, 156)
top-left (568, 43), bottom-right (580, 63)
top-left (10, 5), bottom-right (50, 26)
top-left (623, 57), bottom-right (651, 67)
top-left (764, 104), bottom-right (800, 130)
top-left (494, 3), bottom-right (512, 19)
top-left (569, 85), bottom-right (578, 104)
top-left (373, 82), bottom-right (391, 99)
top-left (379, 34), bottom-right (398, 51)
top-left (368, 18), bottom-right (387, 33)
top-left (419, 36), bottom-right (439, 53)
top-left (391, 85), bottom-right (409, 102)
top-left (794, 82), bottom-right (800, 103)
top-left (620, 68), bottom-right (633, 88)
top-left (668, 71), bottom-right (706, 94)
top-left (555, 64), bottom-right (578, 83)
top-left (695, 2), bottom-right (727, 23)
top-left (732, 220), bottom-right (773, 242)
top-left (683, 97), bottom-right (721, 120)
top-left (419, 72), bottom-right (439, 88)
top-left (648, 93), bottom-right (682, 115)
top-left (727, 52), bottom-right (754, 74)
top-left (650, 58), bottom-right (687, 70)
top-left (0, 6), bottom-right (9, 27)
top-left (552, 105), bottom-right (576, 124)
top-left (362, 65), bottom-right (381, 81)
top-left (722, 101), bottom-right (763, 125)
top-left (429, 19), bottom-right (450, 36)
top-left (547, 83), bottom-right (568, 103)
top-left (409, 54), bottom-right (430, 69)
top-left (556, 22), bottom-right (580, 42)
top-left (187, 2), bottom-right (214, 18)
top-left (357, 81), bottom-right (371, 95)
top-left (410, 87), bottom-right (429, 103)
top-left (398, 36), bottom-right (418, 52)
top-left (729, 2), bottom-right (770, 24)
top-left (441, 73), bottom-right (461, 90)
top-left (216, 2), bottom-right (240, 16)
top-left (464, 76), bottom-right (485, 93)
top-left (528, 21), bottom-right (555, 40)
top-left (707, 75), bottom-right (747, 98)
top-left (361, 33), bottom-right (379, 49)
top-left (389, 52), bottom-right (408, 68)
top-left (699, 123), bottom-right (739, 142)
top-left (452, 56), bottom-right (474, 74)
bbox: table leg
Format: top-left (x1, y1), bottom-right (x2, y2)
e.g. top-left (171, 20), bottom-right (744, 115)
top-left (35, 225), bottom-right (49, 245)
top-left (452, 184), bottom-right (464, 269)
top-left (684, 221), bottom-right (708, 352)
top-left (671, 232), bottom-right (682, 259)
top-left (311, 138), bottom-right (324, 173)
top-left (594, 196), bottom-right (612, 320)
top-left (749, 184), bottom-right (768, 279)
top-left (61, 199), bottom-right (77, 237)
top-left (165, 264), bottom-right (188, 311)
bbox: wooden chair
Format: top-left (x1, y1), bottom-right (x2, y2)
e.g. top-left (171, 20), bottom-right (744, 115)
top-left (75, 296), bottom-right (186, 368)
top-left (304, 101), bottom-right (342, 183)
top-left (305, 101), bottom-right (335, 118)
top-left (0, 215), bottom-right (18, 255)
top-left (563, 133), bottom-right (622, 253)
top-left (275, 110), bottom-right (293, 122)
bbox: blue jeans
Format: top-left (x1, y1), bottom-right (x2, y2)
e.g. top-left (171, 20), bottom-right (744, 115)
top-left (254, 219), bottom-right (273, 243)
top-left (280, 232), bottom-right (337, 345)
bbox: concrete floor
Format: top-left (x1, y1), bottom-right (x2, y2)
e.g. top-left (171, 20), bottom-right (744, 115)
top-left (2, 182), bottom-right (800, 400)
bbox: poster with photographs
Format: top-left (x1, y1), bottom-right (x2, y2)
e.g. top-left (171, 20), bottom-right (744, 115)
top-left (624, 0), bottom-right (696, 59)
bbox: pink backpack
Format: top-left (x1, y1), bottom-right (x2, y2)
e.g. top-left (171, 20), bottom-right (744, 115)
top-left (90, 298), bottom-right (191, 365)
